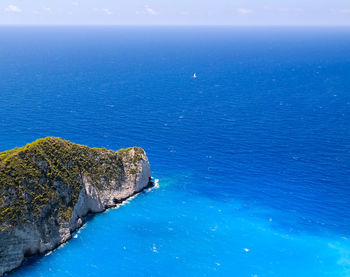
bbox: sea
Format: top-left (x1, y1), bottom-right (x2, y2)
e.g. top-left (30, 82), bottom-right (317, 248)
top-left (0, 26), bottom-right (349, 277)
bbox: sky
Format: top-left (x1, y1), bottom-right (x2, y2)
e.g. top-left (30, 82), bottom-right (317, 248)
top-left (0, 0), bottom-right (350, 26)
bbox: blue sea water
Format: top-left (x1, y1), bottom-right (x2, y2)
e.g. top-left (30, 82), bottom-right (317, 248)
top-left (1, 26), bottom-right (350, 276)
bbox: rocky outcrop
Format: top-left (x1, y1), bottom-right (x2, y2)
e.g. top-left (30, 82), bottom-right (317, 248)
top-left (0, 137), bottom-right (151, 276)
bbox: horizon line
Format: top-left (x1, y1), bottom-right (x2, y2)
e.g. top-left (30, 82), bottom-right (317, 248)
top-left (0, 23), bottom-right (350, 27)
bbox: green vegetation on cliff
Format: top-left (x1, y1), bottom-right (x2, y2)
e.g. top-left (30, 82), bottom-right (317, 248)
top-left (0, 137), bottom-right (145, 231)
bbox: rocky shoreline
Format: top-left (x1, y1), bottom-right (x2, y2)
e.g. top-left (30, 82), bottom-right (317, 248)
top-left (0, 137), bottom-right (152, 276)
top-left (6, 178), bottom-right (154, 277)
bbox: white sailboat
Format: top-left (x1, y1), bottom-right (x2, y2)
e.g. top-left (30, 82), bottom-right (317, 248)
top-left (193, 73), bottom-right (197, 79)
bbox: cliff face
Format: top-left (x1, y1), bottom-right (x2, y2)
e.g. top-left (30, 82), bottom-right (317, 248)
top-left (0, 137), bottom-right (151, 276)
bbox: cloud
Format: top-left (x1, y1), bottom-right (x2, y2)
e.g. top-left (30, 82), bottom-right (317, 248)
top-left (145, 6), bottom-right (157, 15)
top-left (102, 8), bottom-right (113, 15)
top-left (263, 6), bottom-right (304, 14)
top-left (72, 2), bottom-right (79, 7)
top-left (43, 7), bottom-right (52, 13)
top-left (136, 6), bottom-right (157, 16)
top-left (237, 8), bottom-right (253, 15)
top-left (5, 5), bottom-right (22, 13)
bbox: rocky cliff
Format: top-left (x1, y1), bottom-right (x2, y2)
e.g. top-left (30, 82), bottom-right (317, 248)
top-left (0, 137), bottom-right (151, 276)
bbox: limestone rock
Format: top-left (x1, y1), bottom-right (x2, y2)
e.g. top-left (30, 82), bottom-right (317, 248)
top-left (0, 137), bottom-right (151, 276)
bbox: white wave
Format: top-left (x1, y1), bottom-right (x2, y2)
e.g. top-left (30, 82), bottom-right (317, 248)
top-left (77, 223), bottom-right (88, 234)
top-left (44, 251), bottom-right (52, 256)
top-left (146, 178), bottom-right (160, 192)
top-left (154, 179), bottom-right (160, 188)
top-left (57, 242), bottom-right (68, 250)
top-left (112, 193), bottom-right (140, 210)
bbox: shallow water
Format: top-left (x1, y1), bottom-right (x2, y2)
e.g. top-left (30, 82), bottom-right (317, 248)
top-left (1, 27), bottom-right (350, 276)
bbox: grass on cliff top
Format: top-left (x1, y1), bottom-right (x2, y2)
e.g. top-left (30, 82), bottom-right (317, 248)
top-left (0, 137), bottom-right (145, 230)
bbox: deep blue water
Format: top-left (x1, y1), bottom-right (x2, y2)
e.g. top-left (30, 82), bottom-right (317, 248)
top-left (1, 27), bottom-right (350, 276)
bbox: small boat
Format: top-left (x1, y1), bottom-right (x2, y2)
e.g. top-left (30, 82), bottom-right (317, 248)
top-left (193, 73), bottom-right (197, 79)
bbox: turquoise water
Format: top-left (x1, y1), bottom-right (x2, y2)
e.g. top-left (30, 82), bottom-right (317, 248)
top-left (1, 27), bottom-right (350, 276)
